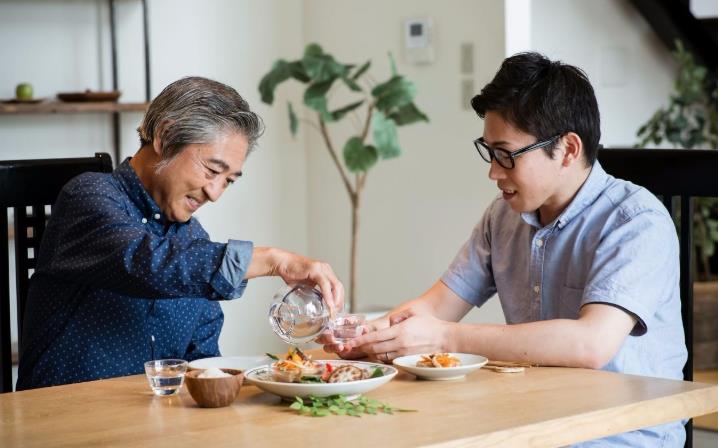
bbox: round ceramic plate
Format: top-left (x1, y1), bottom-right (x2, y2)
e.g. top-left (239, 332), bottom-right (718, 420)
top-left (244, 360), bottom-right (397, 400)
top-left (188, 355), bottom-right (272, 371)
top-left (392, 353), bottom-right (488, 380)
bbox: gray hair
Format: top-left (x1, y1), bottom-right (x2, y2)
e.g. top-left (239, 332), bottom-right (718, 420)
top-left (137, 76), bottom-right (264, 167)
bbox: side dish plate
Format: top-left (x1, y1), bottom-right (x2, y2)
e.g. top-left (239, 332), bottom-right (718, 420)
top-left (392, 353), bottom-right (488, 380)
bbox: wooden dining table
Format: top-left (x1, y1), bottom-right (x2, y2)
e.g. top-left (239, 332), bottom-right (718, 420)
top-left (2, 355), bottom-right (718, 448)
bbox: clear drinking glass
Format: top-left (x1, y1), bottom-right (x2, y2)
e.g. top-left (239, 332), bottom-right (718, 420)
top-left (331, 313), bottom-right (366, 343)
top-left (144, 359), bottom-right (188, 396)
top-left (268, 284), bottom-right (330, 344)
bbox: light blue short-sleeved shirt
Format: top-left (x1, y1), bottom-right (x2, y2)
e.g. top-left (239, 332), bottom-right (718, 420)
top-left (442, 162), bottom-right (687, 447)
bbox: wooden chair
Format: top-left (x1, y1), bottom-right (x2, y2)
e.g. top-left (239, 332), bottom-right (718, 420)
top-left (597, 147), bottom-right (718, 448)
top-left (0, 153), bottom-right (113, 393)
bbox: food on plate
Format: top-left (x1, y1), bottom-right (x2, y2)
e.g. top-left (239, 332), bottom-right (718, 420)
top-left (197, 367), bottom-right (232, 378)
top-left (270, 347), bottom-right (324, 383)
top-left (267, 347), bottom-right (384, 384)
top-left (327, 364), bottom-right (366, 383)
top-left (416, 353), bottom-right (462, 368)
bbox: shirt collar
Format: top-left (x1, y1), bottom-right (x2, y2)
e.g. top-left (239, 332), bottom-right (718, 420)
top-left (113, 158), bottom-right (165, 222)
top-left (521, 161), bottom-right (610, 230)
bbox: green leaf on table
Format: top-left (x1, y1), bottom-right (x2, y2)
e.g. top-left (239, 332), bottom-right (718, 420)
top-left (343, 137), bottom-right (378, 172)
top-left (288, 102), bottom-right (298, 136)
top-left (372, 111), bottom-right (401, 159)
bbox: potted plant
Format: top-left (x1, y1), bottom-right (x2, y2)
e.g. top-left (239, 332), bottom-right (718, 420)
top-left (636, 40), bottom-right (718, 279)
top-left (258, 43), bottom-right (428, 312)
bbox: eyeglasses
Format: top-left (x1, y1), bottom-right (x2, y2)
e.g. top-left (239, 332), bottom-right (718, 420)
top-left (473, 134), bottom-right (562, 169)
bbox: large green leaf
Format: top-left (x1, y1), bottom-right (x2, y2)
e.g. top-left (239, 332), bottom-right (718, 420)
top-left (343, 136), bottom-right (378, 172)
top-left (351, 60), bottom-right (371, 81)
top-left (388, 102), bottom-right (429, 126)
top-left (304, 43), bottom-right (324, 58)
top-left (372, 111), bottom-right (401, 159)
top-left (304, 79), bottom-right (336, 120)
top-left (288, 102), bottom-right (298, 137)
top-left (331, 100), bottom-right (364, 121)
top-left (371, 76), bottom-right (416, 113)
top-left (258, 59), bottom-right (292, 104)
top-left (288, 61), bottom-right (311, 83)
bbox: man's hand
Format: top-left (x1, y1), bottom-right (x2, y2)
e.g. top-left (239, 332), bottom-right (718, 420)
top-left (247, 247), bottom-right (344, 313)
top-left (343, 308), bottom-right (452, 363)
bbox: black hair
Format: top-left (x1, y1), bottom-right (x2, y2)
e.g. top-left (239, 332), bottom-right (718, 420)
top-left (471, 52), bottom-right (600, 166)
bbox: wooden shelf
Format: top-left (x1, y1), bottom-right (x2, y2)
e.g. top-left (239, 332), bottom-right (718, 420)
top-left (0, 101), bottom-right (149, 115)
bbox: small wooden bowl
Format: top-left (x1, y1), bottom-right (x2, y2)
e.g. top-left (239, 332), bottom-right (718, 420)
top-left (184, 368), bottom-right (244, 408)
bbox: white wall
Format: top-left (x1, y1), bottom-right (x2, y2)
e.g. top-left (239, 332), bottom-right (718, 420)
top-left (0, 0), bottom-right (307, 357)
top-left (302, 0), bottom-right (507, 324)
top-left (530, 0), bottom-right (676, 147)
top-left (1, 0), bottom-right (686, 368)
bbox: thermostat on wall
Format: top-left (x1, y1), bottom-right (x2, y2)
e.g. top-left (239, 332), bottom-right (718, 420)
top-left (404, 18), bottom-right (434, 64)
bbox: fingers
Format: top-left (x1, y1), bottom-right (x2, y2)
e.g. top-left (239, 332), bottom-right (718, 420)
top-left (345, 325), bottom-right (399, 351)
top-left (389, 308), bottom-right (414, 326)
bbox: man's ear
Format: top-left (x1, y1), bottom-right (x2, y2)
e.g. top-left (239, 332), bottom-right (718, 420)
top-left (561, 132), bottom-right (583, 167)
top-left (152, 120), bottom-right (172, 156)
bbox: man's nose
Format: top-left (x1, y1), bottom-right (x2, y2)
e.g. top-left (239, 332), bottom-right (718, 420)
top-left (488, 160), bottom-right (505, 180)
top-left (203, 179), bottom-right (225, 202)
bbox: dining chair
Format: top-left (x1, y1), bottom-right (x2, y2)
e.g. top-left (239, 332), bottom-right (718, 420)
top-left (597, 147), bottom-right (718, 448)
top-left (0, 152), bottom-right (113, 393)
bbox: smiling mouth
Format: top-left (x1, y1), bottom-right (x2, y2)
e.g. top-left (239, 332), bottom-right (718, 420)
top-left (185, 196), bottom-right (203, 211)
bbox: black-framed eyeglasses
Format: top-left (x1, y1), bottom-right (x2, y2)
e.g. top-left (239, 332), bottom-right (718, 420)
top-left (473, 134), bottom-right (562, 169)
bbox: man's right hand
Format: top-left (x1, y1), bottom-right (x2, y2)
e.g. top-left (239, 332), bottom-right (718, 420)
top-left (247, 247), bottom-right (345, 314)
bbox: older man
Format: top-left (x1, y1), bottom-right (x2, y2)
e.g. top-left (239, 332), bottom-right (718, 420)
top-left (18, 77), bottom-right (343, 389)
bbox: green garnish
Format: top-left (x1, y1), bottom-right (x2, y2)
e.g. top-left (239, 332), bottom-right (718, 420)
top-left (288, 394), bottom-right (416, 417)
top-left (265, 352), bottom-right (279, 361)
top-left (299, 376), bottom-right (324, 383)
top-left (370, 367), bottom-right (384, 378)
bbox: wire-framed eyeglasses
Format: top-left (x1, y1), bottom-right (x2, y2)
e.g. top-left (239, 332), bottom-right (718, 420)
top-left (473, 134), bottom-right (562, 169)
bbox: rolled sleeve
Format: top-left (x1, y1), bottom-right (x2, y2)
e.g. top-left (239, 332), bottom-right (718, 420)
top-left (211, 239), bottom-right (254, 299)
top-left (582, 208), bottom-right (679, 336)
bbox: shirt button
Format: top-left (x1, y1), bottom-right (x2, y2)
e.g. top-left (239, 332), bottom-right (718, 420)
top-left (536, 239), bottom-right (543, 247)
top-left (141, 218), bottom-right (148, 224)
top-left (533, 285), bottom-right (540, 294)
top-left (154, 213), bottom-right (161, 220)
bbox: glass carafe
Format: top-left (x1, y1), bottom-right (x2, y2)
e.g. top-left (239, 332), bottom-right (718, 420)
top-left (268, 284), bottom-right (330, 344)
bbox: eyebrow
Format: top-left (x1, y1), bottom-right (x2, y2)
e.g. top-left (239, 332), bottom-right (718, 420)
top-left (207, 158), bottom-right (242, 177)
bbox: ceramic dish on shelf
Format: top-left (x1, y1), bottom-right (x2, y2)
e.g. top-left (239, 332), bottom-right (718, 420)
top-left (57, 90), bottom-right (121, 102)
top-left (392, 353), bottom-right (488, 380)
top-left (244, 360), bottom-right (397, 400)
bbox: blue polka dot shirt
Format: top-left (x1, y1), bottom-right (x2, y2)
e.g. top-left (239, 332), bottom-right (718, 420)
top-left (17, 159), bottom-right (253, 390)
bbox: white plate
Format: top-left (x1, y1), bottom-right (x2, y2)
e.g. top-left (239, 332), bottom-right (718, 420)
top-left (392, 353), bottom-right (488, 380)
top-left (245, 360), bottom-right (397, 400)
top-left (188, 355), bottom-right (272, 371)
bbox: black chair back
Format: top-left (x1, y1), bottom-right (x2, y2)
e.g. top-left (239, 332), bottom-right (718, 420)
top-left (598, 147), bottom-right (718, 448)
top-left (0, 152), bottom-right (113, 393)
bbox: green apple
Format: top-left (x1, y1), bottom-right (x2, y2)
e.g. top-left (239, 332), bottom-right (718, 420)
top-left (15, 83), bottom-right (34, 101)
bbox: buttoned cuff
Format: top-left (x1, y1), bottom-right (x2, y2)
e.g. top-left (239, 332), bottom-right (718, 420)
top-left (210, 239), bottom-right (254, 300)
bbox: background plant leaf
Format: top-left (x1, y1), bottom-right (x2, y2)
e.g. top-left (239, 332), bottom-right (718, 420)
top-left (371, 76), bottom-right (416, 113)
top-left (343, 137), bottom-right (378, 172)
top-left (288, 102), bottom-right (298, 136)
top-left (372, 111), bottom-right (400, 159)
top-left (258, 59), bottom-right (292, 104)
top-left (331, 100), bottom-right (364, 121)
top-left (388, 102), bottom-right (429, 126)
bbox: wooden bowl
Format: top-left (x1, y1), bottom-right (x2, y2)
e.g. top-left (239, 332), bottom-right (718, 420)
top-left (184, 368), bottom-right (244, 408)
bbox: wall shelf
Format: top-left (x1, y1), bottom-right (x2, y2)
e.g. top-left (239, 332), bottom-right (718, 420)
top-left (0, 101), bottom-right (149, 115)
